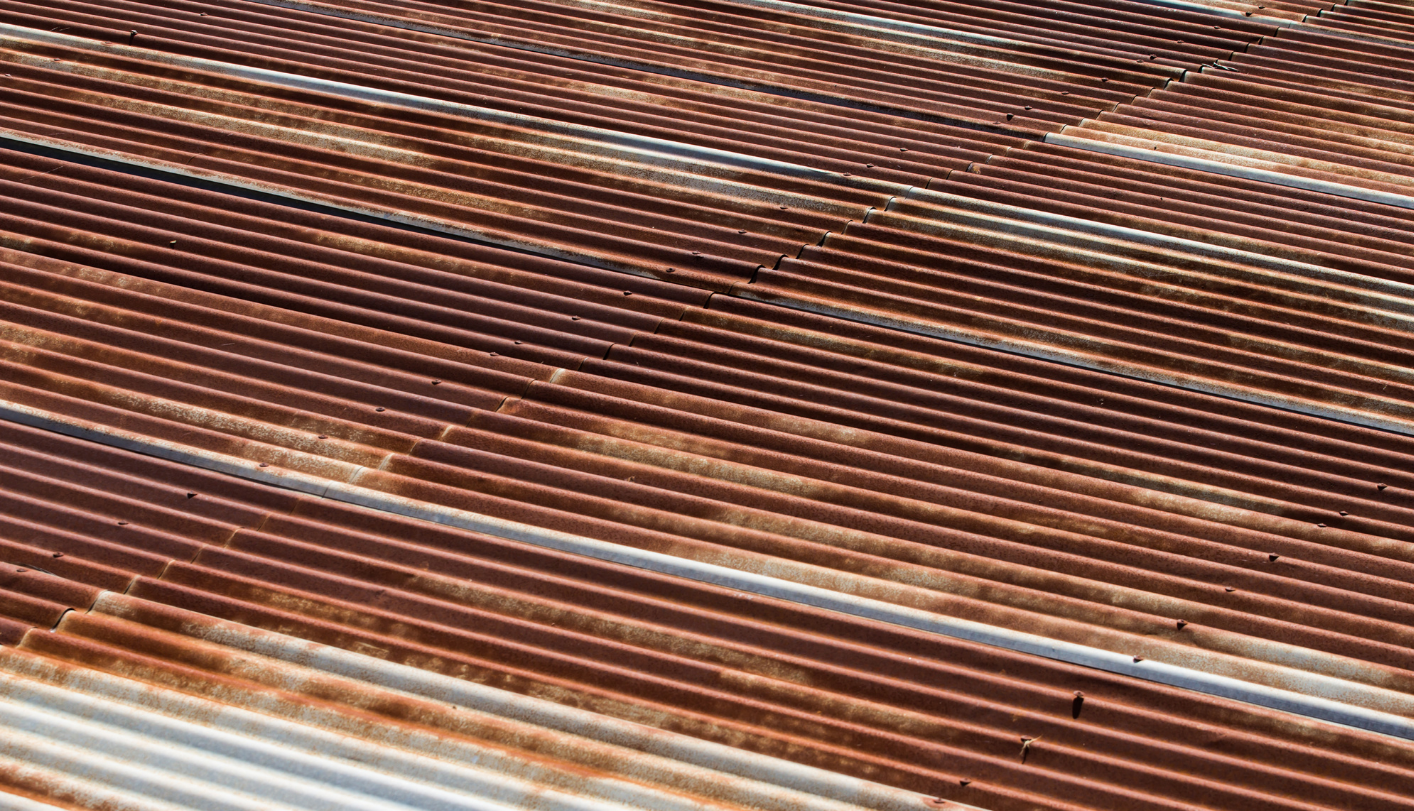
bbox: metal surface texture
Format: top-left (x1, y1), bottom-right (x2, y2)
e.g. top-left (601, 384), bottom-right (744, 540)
top-left (1, 0), bottom-right (1413, 810)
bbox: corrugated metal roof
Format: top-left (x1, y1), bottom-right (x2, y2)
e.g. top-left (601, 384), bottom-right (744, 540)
top-left (2, 0), bottom-right (1414, 809)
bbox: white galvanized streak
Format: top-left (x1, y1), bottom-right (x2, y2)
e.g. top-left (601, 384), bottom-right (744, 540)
top-left (68, 597), bottom-right (944, 811)
top-left (0, 625), bottom-right (940, 811)
top-left (235, 0), bottom-right (1151, 113)
top-left (0, 790), bottom-right (87, 811)
top-left (12, 24), bottom-right (1410, 435)
top-left (1046, 129), bottom-right (1414, 212)
top-left (2, 399), bottom-right (1413, 741)
top-left (0, 25), bottom-right (905, 194)
top-left (896, 188), bottom-right (1414, 309)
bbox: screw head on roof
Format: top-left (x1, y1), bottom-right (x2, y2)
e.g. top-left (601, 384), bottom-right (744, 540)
top-left (514, 340), bottom-right (523, 345)
top-left (1269, 553), bottom-right (1280, 561)
top-left (1133, 655), bottom-right (1144, 663)
top-left (959, 779), bottom-right (970, 786)
top-left (1225, 587), bottom-right (1236, 592)
top-left (52, 552), bottom-right (63, 558)
top-left (186, 492), bottom-right (196, 499)
top-left (432, 379), bottom-right (441, 385)
top-left (1176, 619), bottom-right (1187, 629)
top-left (1378, 483), bottom-right (1388, 491)
top-left (375, 407), bottom-right (385, 412)
top-left (317, 435), bottom-right (327, 439)
top-left (1340, 511), bottom-right (1348, 516)
top-left (117, 521), bottom-right (127, 526)
top-left (259, 463), bottom-right (269, 468)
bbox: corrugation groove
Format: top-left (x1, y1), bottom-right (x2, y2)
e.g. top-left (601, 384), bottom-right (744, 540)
top-left (1, 1), bottom-right (1413, 810)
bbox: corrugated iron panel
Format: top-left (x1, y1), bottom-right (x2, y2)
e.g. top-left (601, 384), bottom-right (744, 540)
top-left (3, 422), bottom-right (1414, 811)
top-left (0, 0), bottom-right (1031, 184)
top-left (2, 1), bottom-right (1414, 810)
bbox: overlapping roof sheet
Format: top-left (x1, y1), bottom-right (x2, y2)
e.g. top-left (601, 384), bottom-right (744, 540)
top-left (1, 1), bottom-right (1413, 810)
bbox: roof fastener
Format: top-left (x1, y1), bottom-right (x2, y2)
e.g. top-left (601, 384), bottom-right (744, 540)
top-left (1019, 736), bottom-right (1040, 762)
top-left (317, 435), bottom-right (327, 439)
top-left (117, 521), bottom-right (127, 526)
top-left (186, 492), bottom-right (196, 499)
top-left (432, 379), bottom-right (441, 384)
top-left (1316, 523), bottom-right (1326, 528)
top-left (375, 407), bottom-right (385, 412)
top-left (571, 316), bottom-right (581, 321)
top-left (1071, 691), bottom-right (1085, 718)
top-left (128, 29), bottom-right (137, 44)
top-left (259, 463), bottom-right (269, 468)
top-left (737, 229), bottom-right (746, 234)
top-left (1176, 619), bottom-right (1187, 629)
top-left (1133, 655), bottom-right (1144, 663)
top-left (1339, 511), bottom-right (1348, 516)
top-left (1225, 587), bottom-right (1236, 592)
top-left (514, 340), bottom-right (523, 345)
top-left (865, 163), bottom-right (873, 168)
top-left (959, 779), bottom-right (970, 786)
top-left (52, 552), bottom-right (63, 558)
top-left (1378, 483), bottom-right (1388, 491)
top-left (1269, 553), bottom-right (1280, 561)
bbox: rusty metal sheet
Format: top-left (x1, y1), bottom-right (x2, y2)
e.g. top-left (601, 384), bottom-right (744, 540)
top-left (1, 2), bottom-right (1414, 811)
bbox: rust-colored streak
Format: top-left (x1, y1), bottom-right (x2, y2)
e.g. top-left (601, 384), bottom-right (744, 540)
top-left (1, 2), bottom-right (1414, 811)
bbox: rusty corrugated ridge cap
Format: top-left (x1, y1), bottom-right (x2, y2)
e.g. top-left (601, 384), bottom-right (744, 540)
top-left (5, 395), bottom-right (1413, 742)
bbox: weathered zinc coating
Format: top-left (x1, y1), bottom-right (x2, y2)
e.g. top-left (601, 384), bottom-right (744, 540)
top-left (1, 1), bottom-right (1413, 810)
